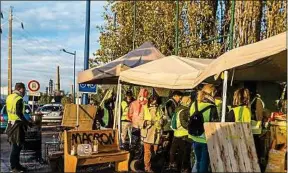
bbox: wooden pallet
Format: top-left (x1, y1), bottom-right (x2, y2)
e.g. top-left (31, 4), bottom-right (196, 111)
top-left (62, 104), bottom-right (97, 130)
top-left (204, 122), bottom-right (260, 172)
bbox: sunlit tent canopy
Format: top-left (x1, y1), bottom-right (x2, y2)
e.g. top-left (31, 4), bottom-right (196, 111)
top-left (119, 55), bottom-right (214, 89)
top-left (192, 32), bottom-right (287, 88)
top-left (78, 42), bottom-right (165, 84)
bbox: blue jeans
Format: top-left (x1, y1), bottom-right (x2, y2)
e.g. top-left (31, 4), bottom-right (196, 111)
top-left (193, 142), bottom-right (209, 173)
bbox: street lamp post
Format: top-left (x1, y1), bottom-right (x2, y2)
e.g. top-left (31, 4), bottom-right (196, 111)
top-left (61, 49), bottom-right (76, 103)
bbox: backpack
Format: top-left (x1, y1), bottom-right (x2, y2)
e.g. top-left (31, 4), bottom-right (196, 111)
top-left (163, 99), bottom-right (177, 131)
top-left (188, 101), bottom-right (214, 136)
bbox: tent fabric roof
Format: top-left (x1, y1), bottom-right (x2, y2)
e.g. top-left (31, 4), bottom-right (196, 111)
top-left (77, 42), bottom-right (165, 84)
top-left (191, 32), bottom-right (287, 88)
top-left (119, 55), bottom-right (214, 89)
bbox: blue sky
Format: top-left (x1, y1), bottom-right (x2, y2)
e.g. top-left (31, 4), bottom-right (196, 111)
top-left (1, 1), bottom-right (108, 93)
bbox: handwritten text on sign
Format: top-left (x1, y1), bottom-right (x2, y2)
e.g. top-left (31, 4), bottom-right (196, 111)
top-left (71, 130), bottom-right (116, 145)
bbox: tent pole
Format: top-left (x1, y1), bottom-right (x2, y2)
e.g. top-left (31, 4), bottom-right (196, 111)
top-left (76, 92), bottom-right (79, 130)
top-left (113, 82), bottom-right (120, 129)
top-left (221, 0), bottom-right (235, 122)
top-left (118, 83), bottom-right (122, 142)
top-left (221, 71), bottom-right (228, 122)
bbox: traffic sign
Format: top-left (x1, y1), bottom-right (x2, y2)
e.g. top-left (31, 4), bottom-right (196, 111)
top-left (28, 91), bottom-right (41, 97)
top-left (28, 80), bottom-right (40, 92)
top-left (78, 84), bottom-right (97, 93)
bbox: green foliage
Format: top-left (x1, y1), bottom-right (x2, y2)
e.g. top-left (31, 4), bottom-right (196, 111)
top-left (61, 96), bottom-right (72, 108)
top-left (38, 94), bottom-right (52, 105)
top-left (91, 0), bottom-right (286, 67)
top-left (90, 87), bottom-right (105, 106)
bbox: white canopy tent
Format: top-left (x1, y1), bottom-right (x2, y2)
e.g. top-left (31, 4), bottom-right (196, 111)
top-left (77, 42), bottom-right (165, 84)
top-left (114, 55), bottom-right (214, 137)
top-left (190, 32), bottom-right (287, 122)
top-left (119, 55), bottom-right (214, 89)
top-left (192, 32), bottom-right (287, 88)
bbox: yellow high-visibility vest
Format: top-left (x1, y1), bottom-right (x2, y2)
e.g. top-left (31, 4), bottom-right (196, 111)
top-left (143, 105), bottom-right (162, 130)
top-left (121, 100), bottom-right (130, 121)
top-left (232, 106), bottom-right (251, 123)
top-left (215, 98), bottom-right (222, 116)
top-left (173, 108), bottom-right (188, 137)
top-left (6, 93), bottom-right (24, 121)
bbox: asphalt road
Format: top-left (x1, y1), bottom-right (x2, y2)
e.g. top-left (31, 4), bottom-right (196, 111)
top-left (1, 127), bottom-right (58, 172)
top-left (1, 127), bottom-right (115, 173)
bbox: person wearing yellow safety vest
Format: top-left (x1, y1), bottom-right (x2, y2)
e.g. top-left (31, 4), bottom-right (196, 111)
top-left (140, 95), bottom-right (164, 173)
top-left (168, 94), bottom-right (192, 173)
top-left (162, 91), bottom-right (183, 160)
top-left (188, 84), bottom-right (219, 173)
top-left (120, 90), bottom-right (135, 147)
top-left (226, 88), bottom-right (251, 123)
top-left (6, 83), bottom-right (33, 173)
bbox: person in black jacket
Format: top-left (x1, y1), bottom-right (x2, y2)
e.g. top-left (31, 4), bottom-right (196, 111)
top-left (104, 92), bottom-right (116, 128)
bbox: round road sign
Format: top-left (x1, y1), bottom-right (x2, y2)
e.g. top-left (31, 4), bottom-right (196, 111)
top-left (28, 80), bottom-right (40, 92)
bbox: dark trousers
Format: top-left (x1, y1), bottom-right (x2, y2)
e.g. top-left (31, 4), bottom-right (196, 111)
top-left (131, 127), bottom-right (140, 145)
top-left (107, 110), bottom-right (114, 128)
top-left (163, 130), bottom-right (174, 159)
top-left (194, 142), bottom-right (209, 173)
top-left (10, 143), bottom-right (23, 169)
top-left (169, 136), bottom-right (191, 171)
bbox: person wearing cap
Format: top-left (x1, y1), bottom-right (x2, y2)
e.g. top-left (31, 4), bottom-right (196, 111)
top-left (120, 90), bottom-right (135, 147)
top-left (6, 83), bottom-right (33, 173)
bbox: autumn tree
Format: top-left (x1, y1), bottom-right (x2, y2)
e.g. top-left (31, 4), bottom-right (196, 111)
top-left (92, 0), bottom-right (286, 66)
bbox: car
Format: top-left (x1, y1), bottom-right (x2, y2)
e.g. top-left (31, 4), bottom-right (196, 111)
top-left (0, 104), bottom-right (32, 133)
top-left (35, 104), bottom-right (63, 125)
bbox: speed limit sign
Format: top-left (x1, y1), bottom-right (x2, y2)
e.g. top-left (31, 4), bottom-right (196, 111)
top-left (28, 80), bottom-right (40, 92)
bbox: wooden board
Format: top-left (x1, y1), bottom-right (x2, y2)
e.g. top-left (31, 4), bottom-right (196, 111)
top-left (63, 129), bottom-right (128, 172)
top-left (61, 104), bottom-right (97, 130)
top-left (204, 122), bottom-right (261, 172)
top-left (65, 129), bottom-right (119, 153)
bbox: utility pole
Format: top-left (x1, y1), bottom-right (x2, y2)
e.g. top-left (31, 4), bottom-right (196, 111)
top-left (71, 84), bottom-right (74, 102)
top-left (8, 6), bottom-right (13, 94)
top-left (82, 0), bottom-right (91, 104)
top-left (132, 0), bottom-right (136, 50)
top-left (175, 0), bottom-right (179, 55)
